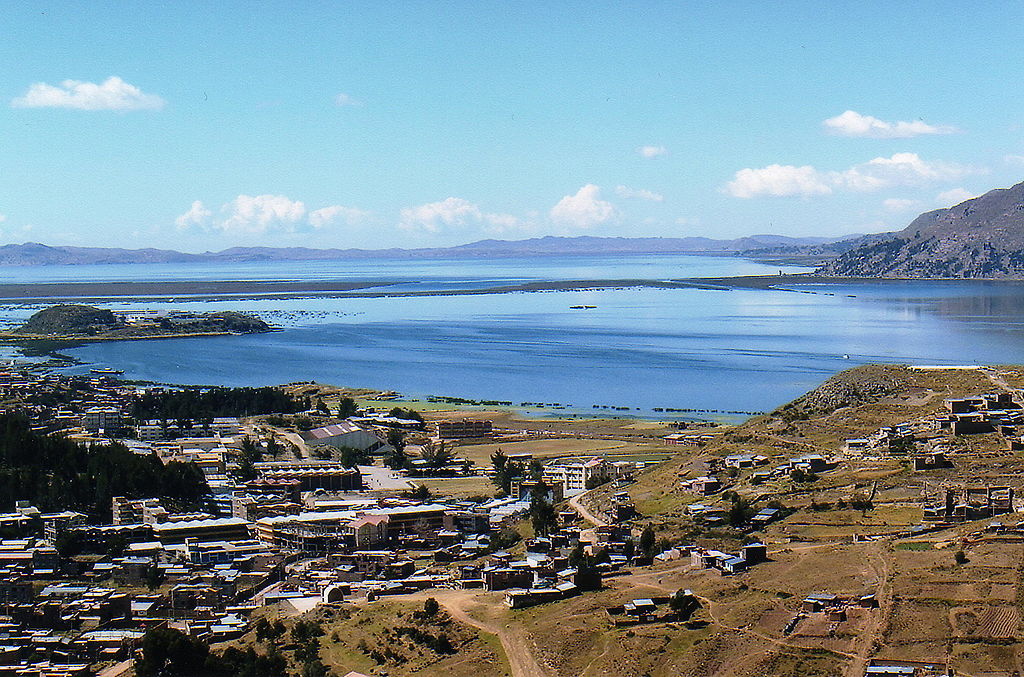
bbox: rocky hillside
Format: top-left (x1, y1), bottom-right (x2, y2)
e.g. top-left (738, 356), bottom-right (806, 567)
top-left (17, 305), bottom-right (120, 335)
top-left (818, 180), bottom-right (1024, 278)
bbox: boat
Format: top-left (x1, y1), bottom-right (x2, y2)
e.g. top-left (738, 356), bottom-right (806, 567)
top-left (569, 305), bottom-right (597, 310)
top-left (90, 367), bottom-right (124, 375)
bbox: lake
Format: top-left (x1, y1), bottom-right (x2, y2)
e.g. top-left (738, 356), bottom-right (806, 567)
top-left (3, 254), bottom-right (1024, 420)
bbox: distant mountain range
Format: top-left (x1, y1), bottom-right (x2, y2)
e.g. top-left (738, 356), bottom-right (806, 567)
top-left (0, 234), bottom-right (855, 267)
top-left (819, 180), bottom-right (1024, 278)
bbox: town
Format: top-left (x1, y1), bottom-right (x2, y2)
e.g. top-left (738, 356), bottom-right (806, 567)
top-left (0, 364), bottom-right (1022, 676)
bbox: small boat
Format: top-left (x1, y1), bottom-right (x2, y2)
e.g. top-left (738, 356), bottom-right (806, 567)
top-left (90, 367), bottom-right (124, 375)
top-left (569, 305), bottom-right (597, 310)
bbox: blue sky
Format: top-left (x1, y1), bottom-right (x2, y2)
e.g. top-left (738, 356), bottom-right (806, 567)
top-left (2, 1), bottom-right (1023, 251)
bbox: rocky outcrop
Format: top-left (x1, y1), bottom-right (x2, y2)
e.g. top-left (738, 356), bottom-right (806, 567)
top-left (818, 181), bottom-right (1024, 278)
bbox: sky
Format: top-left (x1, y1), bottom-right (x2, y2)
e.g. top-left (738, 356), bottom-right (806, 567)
top-left (2, 1), bottom-right (1024, 252)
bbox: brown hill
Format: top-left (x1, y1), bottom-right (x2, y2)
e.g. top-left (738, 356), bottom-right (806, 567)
top-left (818, 180), bottom-right (1024, 278)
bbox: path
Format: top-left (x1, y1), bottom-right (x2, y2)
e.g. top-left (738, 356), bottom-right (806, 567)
top-left (367, 589), bottom-right (550, 677)
top-left (568, 489), bottom-right (607, 528)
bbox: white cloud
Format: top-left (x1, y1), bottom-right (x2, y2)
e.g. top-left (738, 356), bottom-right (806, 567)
top-left (727, 153), bottom-right (976, 198)
top-left (883, 198), bottom-right (920, 212)
top-left (638, 145), bottom-right (667, 158)
top-left (12, 76), bottom-right (165, 111)
top-left (220, 195), bottom-right (306, 234)
top-left (309, 205), bottom-right (370, 228)
top-left (399, 197), bottom-right (518, 233)
top-left (176, 195), bottom-right (366, 235)
top-left (936, 187), bottom-right (977, 207)
top-left (174, 201), bottom-right (212, 230)
top-left (1003, 154), bottom-right (1024, 166)
top-left (726, 165), bottom-right (831, 198)
top-left (334, 92), bottom-right (363, 107)
top-left (823, 110), bottom-right (957, 139)
top-left (615, 185), bottom-right (664, 202)
top-left (833, 153), bottom-right (972, 191)
top-left (549, 184), bottom-right (617, 229)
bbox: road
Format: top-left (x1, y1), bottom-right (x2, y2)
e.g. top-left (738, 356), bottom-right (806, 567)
top-left (568, 489), bottom-right (607, 527)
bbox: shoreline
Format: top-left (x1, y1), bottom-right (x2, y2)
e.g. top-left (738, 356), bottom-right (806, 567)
top-left (0, 273), bottom-right (1021, 303)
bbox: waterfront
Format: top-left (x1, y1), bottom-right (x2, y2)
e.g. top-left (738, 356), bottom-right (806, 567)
top-left (2, 255), bottom-right (1024, 419)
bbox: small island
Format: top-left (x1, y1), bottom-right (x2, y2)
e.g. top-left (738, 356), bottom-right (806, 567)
top-left (5, 304), bottom-right (272, 342)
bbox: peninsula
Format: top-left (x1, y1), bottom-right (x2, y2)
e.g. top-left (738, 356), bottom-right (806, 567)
top-left (4, 304), bottom-right (272, 342)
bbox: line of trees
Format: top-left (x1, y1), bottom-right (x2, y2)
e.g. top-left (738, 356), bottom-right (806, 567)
top-left (0, 412), bottom-right (208, 520)
top-left (131, 386), bottom-right (300, 422)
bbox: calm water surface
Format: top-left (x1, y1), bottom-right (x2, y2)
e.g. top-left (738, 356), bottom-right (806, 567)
top-left (4, 256), bottom-right (1023, 419)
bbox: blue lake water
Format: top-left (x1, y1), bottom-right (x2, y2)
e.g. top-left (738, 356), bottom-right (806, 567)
top-left (4, 255), bottom-right (1024, 419)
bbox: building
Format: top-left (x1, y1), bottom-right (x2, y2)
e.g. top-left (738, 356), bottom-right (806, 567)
top-left (542, 457), bottom-right (608, 492)
top-left (254, 461), bottom-right (362, 492)
top-left (436, 419), bottom-right (493, 439)
top-left (81, 407), bottom-right (122, 433)
top-left (300, 422), bottom-right (388, 453)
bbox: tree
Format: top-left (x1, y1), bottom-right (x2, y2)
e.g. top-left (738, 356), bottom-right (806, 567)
top-left (529, 480), bottom-right (558, 536)
top-left (385, 445), bottom-right (409, 471)
top-left (423, 597), bottom-right (439, 617)
top-left (337, 397), bottom-right (358, 418)
top-left (419, 440), bottom-right (452, 474)
top-left (145, 563), bottom-right (165, 590)
top-left (639, 525), bottom-right (656, 557)
top-left (669, 589), bottom-right (701, 620)
top-left (954, 549), bottom-right (968, 565)
top-left (490, 449), bottom-right (525, 494)
top-left (134, 627), bottom-right (210, 677)
top-left (406, 483), bottom-right (432, 501)
top-left (728, 496), bottom-right (755, 526)
top-left (386, 428), bottom-right (406, 452)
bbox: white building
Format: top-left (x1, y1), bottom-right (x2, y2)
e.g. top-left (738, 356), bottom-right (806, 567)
top-left (542, 457), bottom-right (608, 493)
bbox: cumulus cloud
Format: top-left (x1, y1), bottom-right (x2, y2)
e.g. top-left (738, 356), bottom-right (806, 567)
top-left (334, 92), bottom-right (363, 107)
top-left (615, 185), bottom-right (664, 202)
top-left (220, 195), bottom-right (307, 234)
top-left (637, 145), bottom-right (667, 158)
top-left (175, 201), bottom-right (212, 230)
top-left (726, 165), bottom-right (831, 198)
top-left (176, 195), bottom-right (366, 235)
top-left (883, 198), bottom-right (920, 212)
top-left (549, 184), bottom-right (617, 229)
top-left (823, 110), bottom-right (957, 138)
top-left (727, 153), bottom-right (976, 198)
top-left (936, 187), bottom-right (977, 207)
top-left (399, 197), bottom-right (518, 233)
top-left (308, 205), bottom-right (369, 228)
top-left (833, 153), bottom-right (971, 191)
top-left (12, 76), bottom-right (165, 111)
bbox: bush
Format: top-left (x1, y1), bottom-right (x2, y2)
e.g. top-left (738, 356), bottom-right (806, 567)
top-left (954, 550), bottom-right (968, 565)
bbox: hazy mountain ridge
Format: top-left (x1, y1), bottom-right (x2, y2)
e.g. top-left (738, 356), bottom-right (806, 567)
top-left (818, 180), bottom-right (1024, 278)
top-left (0, 234), bottom-right (849, 266)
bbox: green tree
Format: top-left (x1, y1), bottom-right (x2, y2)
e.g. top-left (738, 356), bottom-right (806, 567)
top-left (134, 627), bottom-right (210, 677)
top-left (639, 525), bottom-right (656, 557)
top-left (669, 589), bottom-right (701, 620)
top-left (529, 480), bottom-right (558, 536)
top-left (337, 397), bottom-right (358, 418)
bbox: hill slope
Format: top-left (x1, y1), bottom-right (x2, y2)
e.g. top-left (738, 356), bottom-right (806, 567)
top-left (818, 180), bottom-right (1024, 278)
top-left (0, 234), bottom-right (851, 266)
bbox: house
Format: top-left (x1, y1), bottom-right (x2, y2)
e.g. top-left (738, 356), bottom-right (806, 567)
top-left (682, 476), bottom-right (721, 495)
top-left (623, 598), bottom-right (657, 620)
